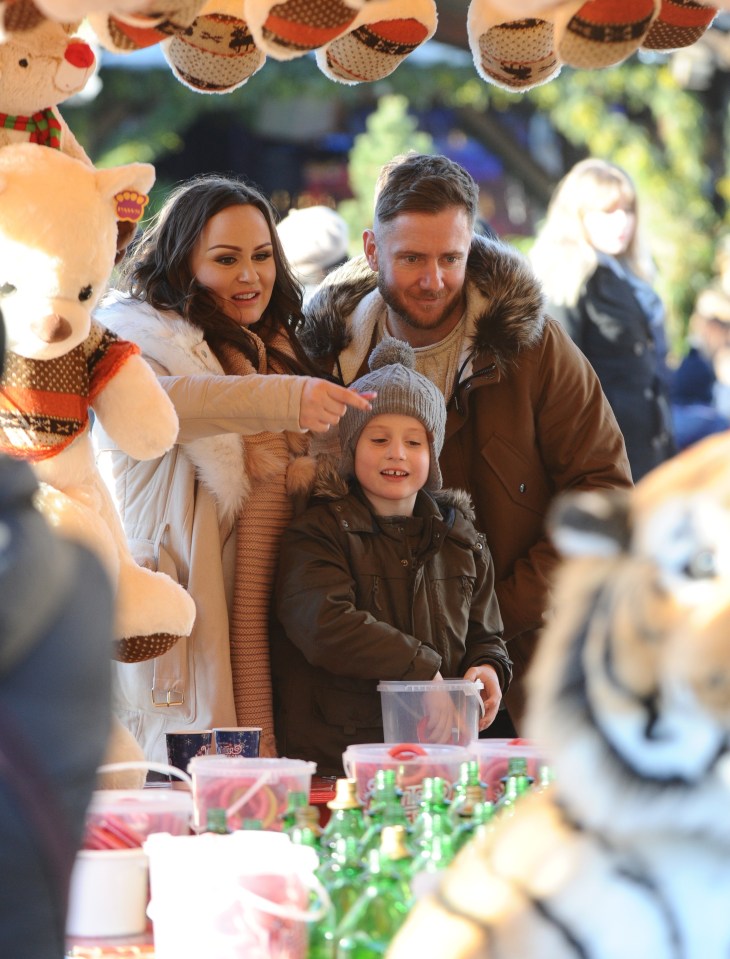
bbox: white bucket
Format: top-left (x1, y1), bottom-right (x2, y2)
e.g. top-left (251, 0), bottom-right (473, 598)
top-left (145, 831), bottom-right (329, 959)
top-left (66, 847), bottom-right (149, 938)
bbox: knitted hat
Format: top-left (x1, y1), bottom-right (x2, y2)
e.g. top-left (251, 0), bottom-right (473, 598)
top-left (339, 336), bottom-right (446, 492)
top-left (467, 0), bottom-right (562, 91)
top-left (277, 206), bottom-right (349, 284)
top-left (161, 0), bottom-right (265, 94)
top-left (315, 0), bottom-right (437, 85)
top-left (642, 0), bottom-right (717, 51)
top-left (87, 0), bottom-right (205, 53)
top-left (246, 0), bottom-right (364, 60)
top-left (554, 0), bottom-right (659, 70)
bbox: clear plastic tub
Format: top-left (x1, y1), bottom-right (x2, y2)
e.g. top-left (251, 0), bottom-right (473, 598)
top-left (343, 742), bottom-right (472, 820)
top-left (377, 679), bottom-right (484, 746)
top-left (189, 756), bottom-right (316, 833)
top-left (82, 788), bottom-right (194, 850)
top-left (470, 738), bottom-right (548, 803)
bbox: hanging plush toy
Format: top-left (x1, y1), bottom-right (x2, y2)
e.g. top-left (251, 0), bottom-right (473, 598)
top-left (0, 144), bottom-right (196, 669)
top-left (389, 430), bottom-right (730, 959)
top-left (0, 8), bottom-right (94, 160)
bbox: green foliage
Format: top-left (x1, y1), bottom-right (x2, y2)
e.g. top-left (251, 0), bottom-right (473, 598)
top-left (337, 94), bottom-right (433, 252)
top-left (67, 51), bottom-right (725, 350)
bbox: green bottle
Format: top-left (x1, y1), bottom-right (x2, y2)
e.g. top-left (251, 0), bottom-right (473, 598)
top-left (410, 776), bottom-right (452, 851)
top-left (410, 813), bottom-right (455, 879)
top-left (452, 790), bottom-right (495, 854)
top-left (289, 805), bottom-right (323, 851)
top-left (280, 789), bottom-right (309, 832)
top-left (448, 760), bottom-right (487, 826)
top-left (533, 763), bottom-right (556, 793)
top-left (205, 807), bottom-right (229, 834)
top-left (321, 779), bottom-right (366, 855)
top-left (495, 757), bottom-right (534, 815)
top-left (311, 835), bottom-right (366, 959)
top-left (358, 770), bottom-right (408, 858)
top-left (335, 825), bottom-right (414, 959)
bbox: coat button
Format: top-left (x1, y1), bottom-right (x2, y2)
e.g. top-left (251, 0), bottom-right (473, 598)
top-left (519, 483), bottom-right (527, 493)
top-left (644, 387), bottom-right (653, 400)
top-left (400, 559), bottom-right (409, 567)
top-left (634, 342), bottom-right (645, 356)
top-left (475, 542), bottom-right (483, 550)
top-left (342, 520), bottom-right (349, 529)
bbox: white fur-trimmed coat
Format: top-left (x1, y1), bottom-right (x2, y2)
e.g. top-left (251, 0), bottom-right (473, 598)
top-left (94, 292), bottom-right (311, 764)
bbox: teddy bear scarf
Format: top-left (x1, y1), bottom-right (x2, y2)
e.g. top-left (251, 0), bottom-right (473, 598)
top-left (212, 328), bottom-right (308, 759)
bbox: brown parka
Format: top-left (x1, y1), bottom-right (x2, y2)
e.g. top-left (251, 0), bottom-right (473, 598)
top-left (272, 469), bottom-right (511, 776)
top-left (300, 236), bottom-right (633, 726)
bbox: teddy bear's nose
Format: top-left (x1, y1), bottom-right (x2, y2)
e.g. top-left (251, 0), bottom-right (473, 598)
top-left (65, 40), bottom-right (95, 71)
top-left (32, 314), bottom-right (73, 344)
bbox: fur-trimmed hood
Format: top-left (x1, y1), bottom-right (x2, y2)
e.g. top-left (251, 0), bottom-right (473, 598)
top-left (308, 455), bottom-right (478, 528)
top-left (300, 235), bottom-right (546, 381)
top-left (96, 290), bottom-right (248, 523)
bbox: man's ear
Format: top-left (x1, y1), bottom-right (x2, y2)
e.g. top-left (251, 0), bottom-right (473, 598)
top-left (363, 229), bottom-right (378, 271)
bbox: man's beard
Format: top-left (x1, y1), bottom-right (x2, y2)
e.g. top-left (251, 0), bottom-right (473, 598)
top-left (377, 274), bottom-right (462, 335)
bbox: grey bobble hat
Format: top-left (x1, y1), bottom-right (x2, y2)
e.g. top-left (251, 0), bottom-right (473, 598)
top-left (339, 336), bottom-right (446, 492)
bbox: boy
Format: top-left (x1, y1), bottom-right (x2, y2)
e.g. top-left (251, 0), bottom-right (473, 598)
top-left (271, 337), bottom-right (511, 775)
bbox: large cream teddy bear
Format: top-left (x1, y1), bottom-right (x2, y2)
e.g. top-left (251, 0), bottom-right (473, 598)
top-left (389, 430), bottom-right (730, 959)
top-left (0, 145), bottom-right (196, 780)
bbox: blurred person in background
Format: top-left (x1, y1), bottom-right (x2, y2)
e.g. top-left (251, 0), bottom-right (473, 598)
top-left (277, 204), bottom-right (349, 305)
top-left (0, 309), bottom-right (114, 959)
top-left (670, 287), bottom-right (730, 450)
top-left (530, 157), bottom-right (675, 481)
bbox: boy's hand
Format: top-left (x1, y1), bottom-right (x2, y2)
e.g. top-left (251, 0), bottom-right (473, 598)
top-left (463, 665), bottom-right (502, 730)
top-left (421, 673), bottom-right (459, 743)
top-left (299, 380), bottom-right (376, 432)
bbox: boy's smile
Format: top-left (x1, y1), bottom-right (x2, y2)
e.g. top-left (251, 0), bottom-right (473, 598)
top-left (354, 413), bottom-right (431, 516)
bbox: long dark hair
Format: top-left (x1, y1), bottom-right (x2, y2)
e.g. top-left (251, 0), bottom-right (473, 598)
top-left (119, 174), bottom-right (319, 374)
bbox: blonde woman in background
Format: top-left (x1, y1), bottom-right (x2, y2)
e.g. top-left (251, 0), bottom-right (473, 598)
top-left (530, 158), bottom-right (675, 481)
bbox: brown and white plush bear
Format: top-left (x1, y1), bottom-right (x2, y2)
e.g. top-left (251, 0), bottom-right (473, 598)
top-left (0, 145), bottom-right (197, 780)
top-left (389, 430), bottom-right (730, 959)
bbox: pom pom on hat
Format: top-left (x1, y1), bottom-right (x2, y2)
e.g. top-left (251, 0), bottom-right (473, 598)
top-left (339, 335), bottom-right (446, 492)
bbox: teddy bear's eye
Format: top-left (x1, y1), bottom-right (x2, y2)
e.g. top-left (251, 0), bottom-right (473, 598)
top-left (18, 58), bottom-right (29, 68)
top-left (0, 283), bottom-right (16, 296)
top-left (78, 285), bottom-right (93, 302)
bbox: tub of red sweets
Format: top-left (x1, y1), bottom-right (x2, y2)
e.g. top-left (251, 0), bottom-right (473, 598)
top-left (342, 742), bottom-right (472, 821)
top-left (189, 755), bottom-right (316, 833)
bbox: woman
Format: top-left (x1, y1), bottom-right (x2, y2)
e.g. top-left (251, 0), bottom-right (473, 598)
top-left (94, 174), bottom-right (372, 763)
top-left (529, 158), bottom-right (674, 481)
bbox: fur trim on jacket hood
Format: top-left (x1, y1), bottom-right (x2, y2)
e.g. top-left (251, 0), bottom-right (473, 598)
top-left (96, 291), bottom-right (248, 524)
top-left (308, 456), bottom-right (478, 525)
top-left (300, 235), bottom-right (546, 378)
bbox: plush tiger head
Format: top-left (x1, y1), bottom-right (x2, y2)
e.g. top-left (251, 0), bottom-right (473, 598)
top-left (525, 431), bottom-right (730, 841)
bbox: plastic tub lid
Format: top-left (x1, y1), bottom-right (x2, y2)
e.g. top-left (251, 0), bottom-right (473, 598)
top-left (343, 743), bottom-right (473, 761)
top-left (87, 789), bottom-right (193, 812)
top-left (377, 680), bottom-right (483, 693)
top-left (188, 755), bottom-right (316, 777)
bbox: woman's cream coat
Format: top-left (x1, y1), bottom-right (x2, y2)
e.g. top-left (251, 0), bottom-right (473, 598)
top-left (94, 292), bottom-right (307, 763)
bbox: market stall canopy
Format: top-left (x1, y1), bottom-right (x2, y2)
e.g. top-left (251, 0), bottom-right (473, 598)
top-left (0, 0), bottom-right (726, 92)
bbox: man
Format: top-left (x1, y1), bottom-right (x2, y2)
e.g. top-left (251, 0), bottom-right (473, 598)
top-left (300, 153), bottom-right (632, 733)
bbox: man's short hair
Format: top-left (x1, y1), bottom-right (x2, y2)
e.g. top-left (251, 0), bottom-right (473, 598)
top-left (374, 153), bottom-right (479, 227)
